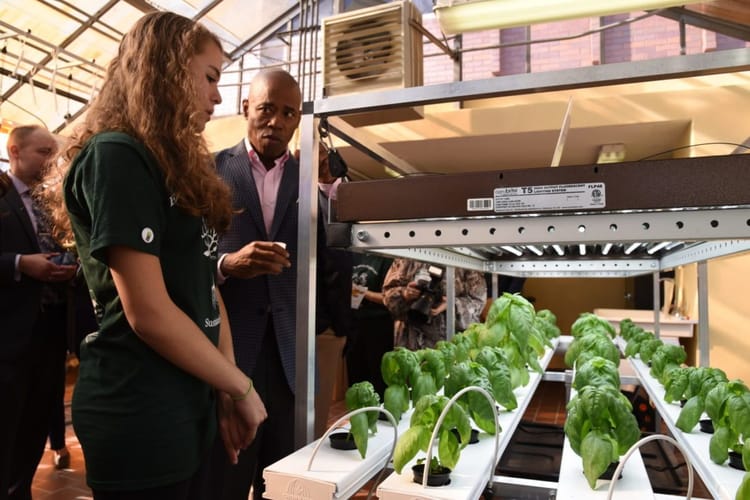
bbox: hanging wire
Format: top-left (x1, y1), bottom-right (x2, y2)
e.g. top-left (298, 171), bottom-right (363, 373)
top-left (65, 73), bottom-right (72, 120)
top-left (28, 66), bottom-right (37, 106)
top-left (0, 44), bottom-right (6, 107)
top-left (11, 31), bottom-right (26, 76)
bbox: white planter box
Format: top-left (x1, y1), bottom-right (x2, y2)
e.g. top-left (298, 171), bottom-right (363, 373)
top-left (376, 339), bottom-right (559, 500)
top-left (627, 356), bottom-right (745, 500)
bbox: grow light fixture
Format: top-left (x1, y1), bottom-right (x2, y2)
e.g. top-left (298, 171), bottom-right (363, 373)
top-left (500, 245), bottom-right (523, 256)
top-left (578, 244), bottom-right (586, 256)
top-left (647, 241), bottom-right (671, 254)
top-left (601, 243), bottom-right (613, 256)
top-left (552, 244), bottom-right (565, 256)
top-left (624, 242), bottom-right (642, 255)
top-left (527, 245), bottom-right (544, 256)
top-left (433, 0), bottom-right (689, 35)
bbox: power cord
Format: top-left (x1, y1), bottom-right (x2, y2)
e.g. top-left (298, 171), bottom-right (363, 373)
top-left (638, 142), bottom-right (750, 161)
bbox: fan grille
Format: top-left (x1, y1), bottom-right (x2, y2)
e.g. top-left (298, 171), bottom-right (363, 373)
top-left (322, 1), bottom-right (423, 96)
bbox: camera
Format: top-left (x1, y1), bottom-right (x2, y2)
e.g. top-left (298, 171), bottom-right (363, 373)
top-left (408, 265), bottom-right (444, 323)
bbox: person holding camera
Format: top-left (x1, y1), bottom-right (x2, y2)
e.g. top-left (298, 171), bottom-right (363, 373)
top-left (382, 258), bottom-right (486, 350)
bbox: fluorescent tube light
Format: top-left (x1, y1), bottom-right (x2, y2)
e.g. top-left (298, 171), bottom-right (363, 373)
top-left (578, 244), bottom-right (586, 256)
top-left (500, 245), bottom-right (523, 256)
top-left (647, 241), bottom-right (671, 254)
top-left (601, 243), bottom-right (613, 256)
top-left (434, 0), bottom-right (689, 35)
top-left (527, 245), bottom-right (544, 256)
top-left (552, 244), bottom-right (565, 256)
top-left (624, 242), bottom-right (642, 255)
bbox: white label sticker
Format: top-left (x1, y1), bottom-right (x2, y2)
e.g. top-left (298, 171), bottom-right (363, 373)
top-left (467, 198), bottom-right (493, 212)
top-left (494, 183), bottom-right (605, 213)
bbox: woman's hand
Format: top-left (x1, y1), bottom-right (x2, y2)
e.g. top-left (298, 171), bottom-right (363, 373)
top-left (217, 387), bottom-right (268, 463)
top-left (233, 387), bottom-right (268, 450)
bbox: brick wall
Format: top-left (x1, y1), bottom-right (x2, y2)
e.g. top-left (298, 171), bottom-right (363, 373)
top-left (416, 11), bottom-right (749, 84)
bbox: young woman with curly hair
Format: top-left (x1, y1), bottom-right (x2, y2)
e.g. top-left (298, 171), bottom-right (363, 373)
top-left (54, 12), bottom-right (267, 499)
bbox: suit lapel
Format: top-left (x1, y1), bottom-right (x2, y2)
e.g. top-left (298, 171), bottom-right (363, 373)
top-left (5, 184), bottom-right (40, 251)
top-left (269, 156), bottom-right (299, 240)
top-left (226, 143), bottom-right (268, 239)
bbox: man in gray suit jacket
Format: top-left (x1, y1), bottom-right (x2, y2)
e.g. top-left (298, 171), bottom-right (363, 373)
top-left (213, 69), bottom-right (304, 500)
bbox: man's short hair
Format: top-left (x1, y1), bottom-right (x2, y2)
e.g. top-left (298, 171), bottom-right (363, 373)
top-left (7, 124), bottom-right (46, 155)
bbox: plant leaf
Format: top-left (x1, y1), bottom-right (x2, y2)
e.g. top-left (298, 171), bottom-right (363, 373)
top-left (438, 427), bottom-right (460, 471)
top-left (349, 412), bottom-right (369, 459)
top-left (676, 395), bottom-right (703, 433)
top-left (384, 384), bottom-right (408, 422)
top-left (735, 472), bottom-right (750, 500)
top-left (393, 425), bottom-right (427, 474)
top-left (709, 425), bottom-right (732, 465)
top-left (581, 430), bottom-right (615, 489)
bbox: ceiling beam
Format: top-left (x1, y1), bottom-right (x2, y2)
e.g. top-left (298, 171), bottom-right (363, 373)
top-left (227, 5), bottom-right (299, 62)
top-left (327, 116), bottom-right (420, 176)
top-left (0, 0), bottom-right (118, 114)
top-left (658, 6), bottom-right (750, 41)
top-left (122, 0), bottom-right (157, 13)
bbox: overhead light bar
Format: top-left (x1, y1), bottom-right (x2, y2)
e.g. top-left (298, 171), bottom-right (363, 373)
top-left (624, 242), bottom-right (642, 255)
top-left (601, 243), bottom-right (613, 256)
top-left (552, 244), bottom-right (565, 256)
top-left (434, 0), bottom-right (688, 35)
top-left (500, 245), bottom-right (523, 256)
top-left (526, 245), bottom-right (544, 256)
top-left (578, 244), bottom-right (586, 256)
top-left (647, 241), bottom-right (672, 254)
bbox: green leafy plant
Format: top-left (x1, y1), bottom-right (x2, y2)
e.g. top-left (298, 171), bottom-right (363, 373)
top-left (484, 293), bottom-right (551, 385)
top-left (344, 381), bottom-right (381, 458)
top-left (444, 360), bottom-right (511, 432)
top-left (471, 346), bottom-right (518, 409)
top-left (737, 472), bottom-right (750, 500)
top-left (571, 312), bottom-right (616, 339)
top-left (416, 455), bottom-right (449, 474)
top-left (674, 366), bottom-right (729, 433)
top-left (623, 329), bottom-right (655, 358)
top-left (703, 380), bottom-right (750, 466)
top-left (381, 348), bottom-right (419, 423)
top-left (410, 349), bottom-right (446, 405)
top-left (649, 343), bottom-right (687, 384)
top-left (535, 309), bottom-right (562, 340)
top-left (618, 318), bottom-right (643, 341)
top-left (393, 394), bottom-right (473, 474)
top-left (572, 356), bottom-right (620, 392)
top-left (564, 384), bottom-right (641, 489)
top-left (565, 331), bottom-right (620, 368)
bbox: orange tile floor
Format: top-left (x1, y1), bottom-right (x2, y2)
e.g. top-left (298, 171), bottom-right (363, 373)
top-left (30, 370), bottom-right (568, 499)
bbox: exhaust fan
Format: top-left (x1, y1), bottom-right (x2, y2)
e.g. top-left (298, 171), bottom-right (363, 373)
top-left (322, 0), bottom-right (423, 97)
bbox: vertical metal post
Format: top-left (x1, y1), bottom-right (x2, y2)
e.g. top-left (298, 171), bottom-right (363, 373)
top-left (453, 35), bottom-right (462, 83)
top-left (294, 111), bottom-right (318, 448)
top-left (697, 260), bottom-right (710, 367)
top-left (446, 266), bottom-right (456, 340)
top-left (652, 270), bottom-right (660, 339)
top-left (679, 16), bottom-right (686, 56)
top-left (491, 273), bottom-right (498, 299)
top-left (652, 273), bottom-right (663, 432)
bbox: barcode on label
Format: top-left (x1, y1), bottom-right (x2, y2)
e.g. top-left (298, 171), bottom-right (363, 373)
top-left (467, 198), bottom-right (493, 211)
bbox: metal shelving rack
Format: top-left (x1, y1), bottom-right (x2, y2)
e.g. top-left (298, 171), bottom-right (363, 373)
top-left (292, 48), bottom-right (750, 497)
